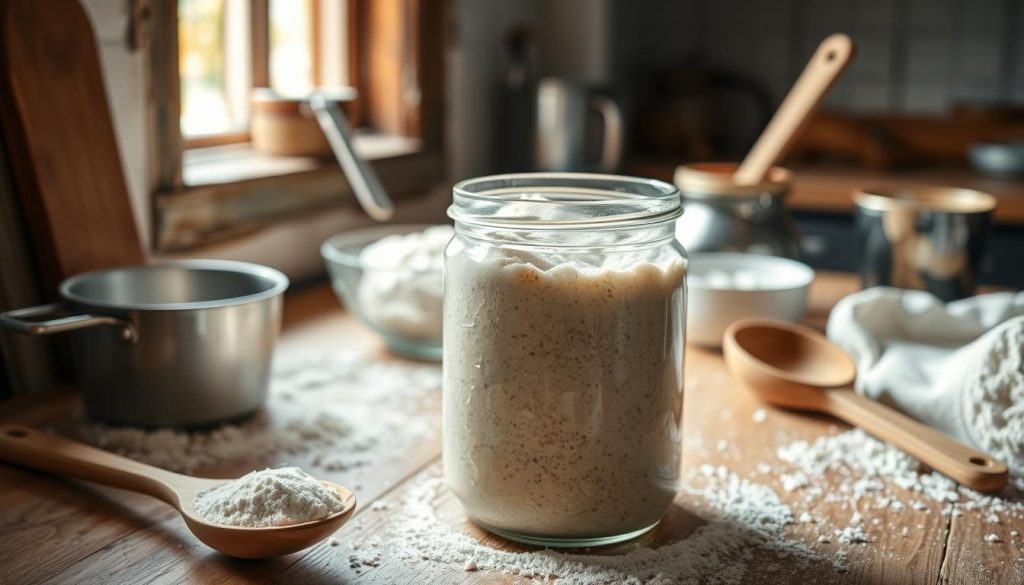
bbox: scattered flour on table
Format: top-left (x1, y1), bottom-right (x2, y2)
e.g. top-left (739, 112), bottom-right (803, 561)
top-left (364, 466), bottom-right (822, 585)
top-left (775, 428), bottom-right (1024, 544)
top-left (964, 320), bottom-right (1024, 476)
top-left (195, 466), bottom-right (344, 527)
top-left (55, 353), bottom-right (439, 473)
top-left (347, 428), bottom-right (1024, 582)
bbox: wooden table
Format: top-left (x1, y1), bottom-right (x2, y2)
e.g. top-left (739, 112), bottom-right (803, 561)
top-left (1, 273), bottom-right (1020, 584)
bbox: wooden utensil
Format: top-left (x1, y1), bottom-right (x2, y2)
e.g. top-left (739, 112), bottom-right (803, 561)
top-left (734, 34), bottom-right (855, 185)
top-left (723, 319), bottom-right (1008, 493)
top-left (0, 423), bottom-right (357, 558)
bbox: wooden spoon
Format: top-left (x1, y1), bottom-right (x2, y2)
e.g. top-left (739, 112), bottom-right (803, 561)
top-left (0, 423), bottom-right (357, 558)
top-left (734, 34), bottom-right (855, 185)
top-left (722, 319), bottom-right (1008, 493)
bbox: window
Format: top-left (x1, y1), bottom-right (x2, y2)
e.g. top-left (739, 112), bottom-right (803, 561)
top-left (146, 0), bottom-right (446, 251)
top-left (178, 0), bottom-right (252, 140)
top-left (177, 0), bottom-right (351, 145)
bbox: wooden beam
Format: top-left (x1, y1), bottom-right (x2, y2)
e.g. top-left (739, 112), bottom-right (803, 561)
top-left (145, 0), bottom-right (183, 196)
top-left (251, 0), bottom-right (270, 87)
top-left (0, 0), bottom-right (144, 288)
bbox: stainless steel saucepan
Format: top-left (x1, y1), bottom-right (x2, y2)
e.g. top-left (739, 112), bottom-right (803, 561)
top-left (0, 260), bottom-right (288, 428)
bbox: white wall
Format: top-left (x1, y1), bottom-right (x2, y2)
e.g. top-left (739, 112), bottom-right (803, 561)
top-left (609, 0), bottom-right (1024, 114)
top-left (446, 0), bottom-right (615, 179)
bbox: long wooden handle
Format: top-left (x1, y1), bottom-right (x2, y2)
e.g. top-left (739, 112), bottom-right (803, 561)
top-left (735, 34), bottom-right (855, 185)
top-left (825, 390), bottom-right (1008, 493)
top-left (0, 423), bottom-right (185, 506)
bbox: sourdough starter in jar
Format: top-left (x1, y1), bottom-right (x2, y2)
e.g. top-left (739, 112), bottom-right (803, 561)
top-left (443, 174), bottom-right (687, 546)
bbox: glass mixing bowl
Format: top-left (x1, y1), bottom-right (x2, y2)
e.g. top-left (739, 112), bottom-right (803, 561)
top-left (321, 224), bottom-right (446, 361)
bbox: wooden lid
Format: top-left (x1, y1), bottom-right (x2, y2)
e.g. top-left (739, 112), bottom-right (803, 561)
top-left (250, 87), bottom-right (357, 115)
top-left (674, 162), bottom-right (793, 198)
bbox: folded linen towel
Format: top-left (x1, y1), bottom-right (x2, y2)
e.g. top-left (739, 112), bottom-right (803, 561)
top-left (826, 287), bottom-right (1024, 476)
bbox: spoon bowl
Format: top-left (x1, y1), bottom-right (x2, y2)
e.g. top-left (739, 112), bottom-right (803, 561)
top-left (725, 319), bottom-right (855, 409)
top-left (178, 478), bottom-right (356, 559)
top-left (0, 424), bottom-right (357, 558)
top-left (723, 319), bottom-right (1008, 493)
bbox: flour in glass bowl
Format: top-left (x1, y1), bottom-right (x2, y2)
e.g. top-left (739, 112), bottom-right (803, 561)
top-left (356, 224), bottom-right (452, 341)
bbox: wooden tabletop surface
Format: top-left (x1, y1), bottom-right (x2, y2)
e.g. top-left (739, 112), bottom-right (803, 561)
top-left (1, 273), bottom-right (1021, 584)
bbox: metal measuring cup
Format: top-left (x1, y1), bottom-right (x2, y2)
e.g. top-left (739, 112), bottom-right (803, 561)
top-left (854, 187), bottom-right (996, 301)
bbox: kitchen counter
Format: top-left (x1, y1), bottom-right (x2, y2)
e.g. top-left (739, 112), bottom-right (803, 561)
top-left (1, 274), bottom-right (1021, 584)
top-left (626, 160), bottom-right (1024, 225)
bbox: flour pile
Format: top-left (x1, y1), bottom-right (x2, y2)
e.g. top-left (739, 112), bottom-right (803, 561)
top-left (357, 467), bottom-right (821, 585)
top-left (195, 466), bottom-right (345, 527)
top-left (964, 321), bottom-right (1024, 476)
top-left (58, 353), bottom-right (439, 473)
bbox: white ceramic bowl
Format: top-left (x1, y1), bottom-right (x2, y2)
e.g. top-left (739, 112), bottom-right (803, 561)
top-left (686, 252), bottom-right (815, 347)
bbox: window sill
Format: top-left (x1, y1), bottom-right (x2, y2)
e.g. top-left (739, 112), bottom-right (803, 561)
top-left (182, 133), bottom-right (423, 187)
top-left (155, 133), bottom-right (444, 252)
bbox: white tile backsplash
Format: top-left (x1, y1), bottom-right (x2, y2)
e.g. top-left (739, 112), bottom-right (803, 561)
top-left (616, 0), bottom-right (1024, 114)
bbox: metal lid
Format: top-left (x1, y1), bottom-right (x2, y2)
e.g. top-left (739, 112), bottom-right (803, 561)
top-left (674, 162), bottom-right (793, 198)
top-left (854, 186), bottom-right (997, 214)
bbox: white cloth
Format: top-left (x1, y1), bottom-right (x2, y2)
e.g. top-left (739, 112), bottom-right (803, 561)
top-left (826, 287), bottom-right (1024, 475)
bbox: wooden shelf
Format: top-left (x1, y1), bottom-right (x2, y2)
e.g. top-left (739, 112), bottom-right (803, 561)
top-left (625, 159), bottom-right (1024, 225)
top-left (788, 165), bottom-right (1024, 224)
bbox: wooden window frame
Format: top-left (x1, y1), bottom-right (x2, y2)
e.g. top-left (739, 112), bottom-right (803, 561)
top-left (145, 0), bottom-right (446, 252)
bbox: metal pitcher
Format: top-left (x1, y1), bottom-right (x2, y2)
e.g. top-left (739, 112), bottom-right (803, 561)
top-left (535, 78), bottom-right (623, 172)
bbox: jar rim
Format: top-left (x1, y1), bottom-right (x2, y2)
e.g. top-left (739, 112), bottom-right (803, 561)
top-left (450, 172), bottom-right (682, 230)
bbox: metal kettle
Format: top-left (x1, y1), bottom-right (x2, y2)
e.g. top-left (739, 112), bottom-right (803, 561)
top-left (535, 78), bottom-right (623, 172)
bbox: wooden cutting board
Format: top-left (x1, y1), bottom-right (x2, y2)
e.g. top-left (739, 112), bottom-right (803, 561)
top-left (0, 0), bottom-right (145, 291)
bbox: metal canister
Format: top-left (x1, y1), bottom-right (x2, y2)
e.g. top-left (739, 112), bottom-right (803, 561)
top-left (854, 187), bottom-right (996, 301)
top-left (673, 162), bottom-right (801, 258)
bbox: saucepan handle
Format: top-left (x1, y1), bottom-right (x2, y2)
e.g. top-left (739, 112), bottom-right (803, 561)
top-left (0, 303), bottom-right (136, 343)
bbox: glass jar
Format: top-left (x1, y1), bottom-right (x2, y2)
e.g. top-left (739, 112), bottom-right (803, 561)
top-left (444, 173), bottom-right (687, 547)
top-left (673, 162), bottom-right (801, 258)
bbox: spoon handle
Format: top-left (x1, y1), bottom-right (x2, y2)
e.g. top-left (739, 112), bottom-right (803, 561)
top-left (0, 423), bottom-right (184, 505)
top-left (826, 390), bottom-right (1008, 493)
top-left (734, 34), bottom-right (855, 185)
